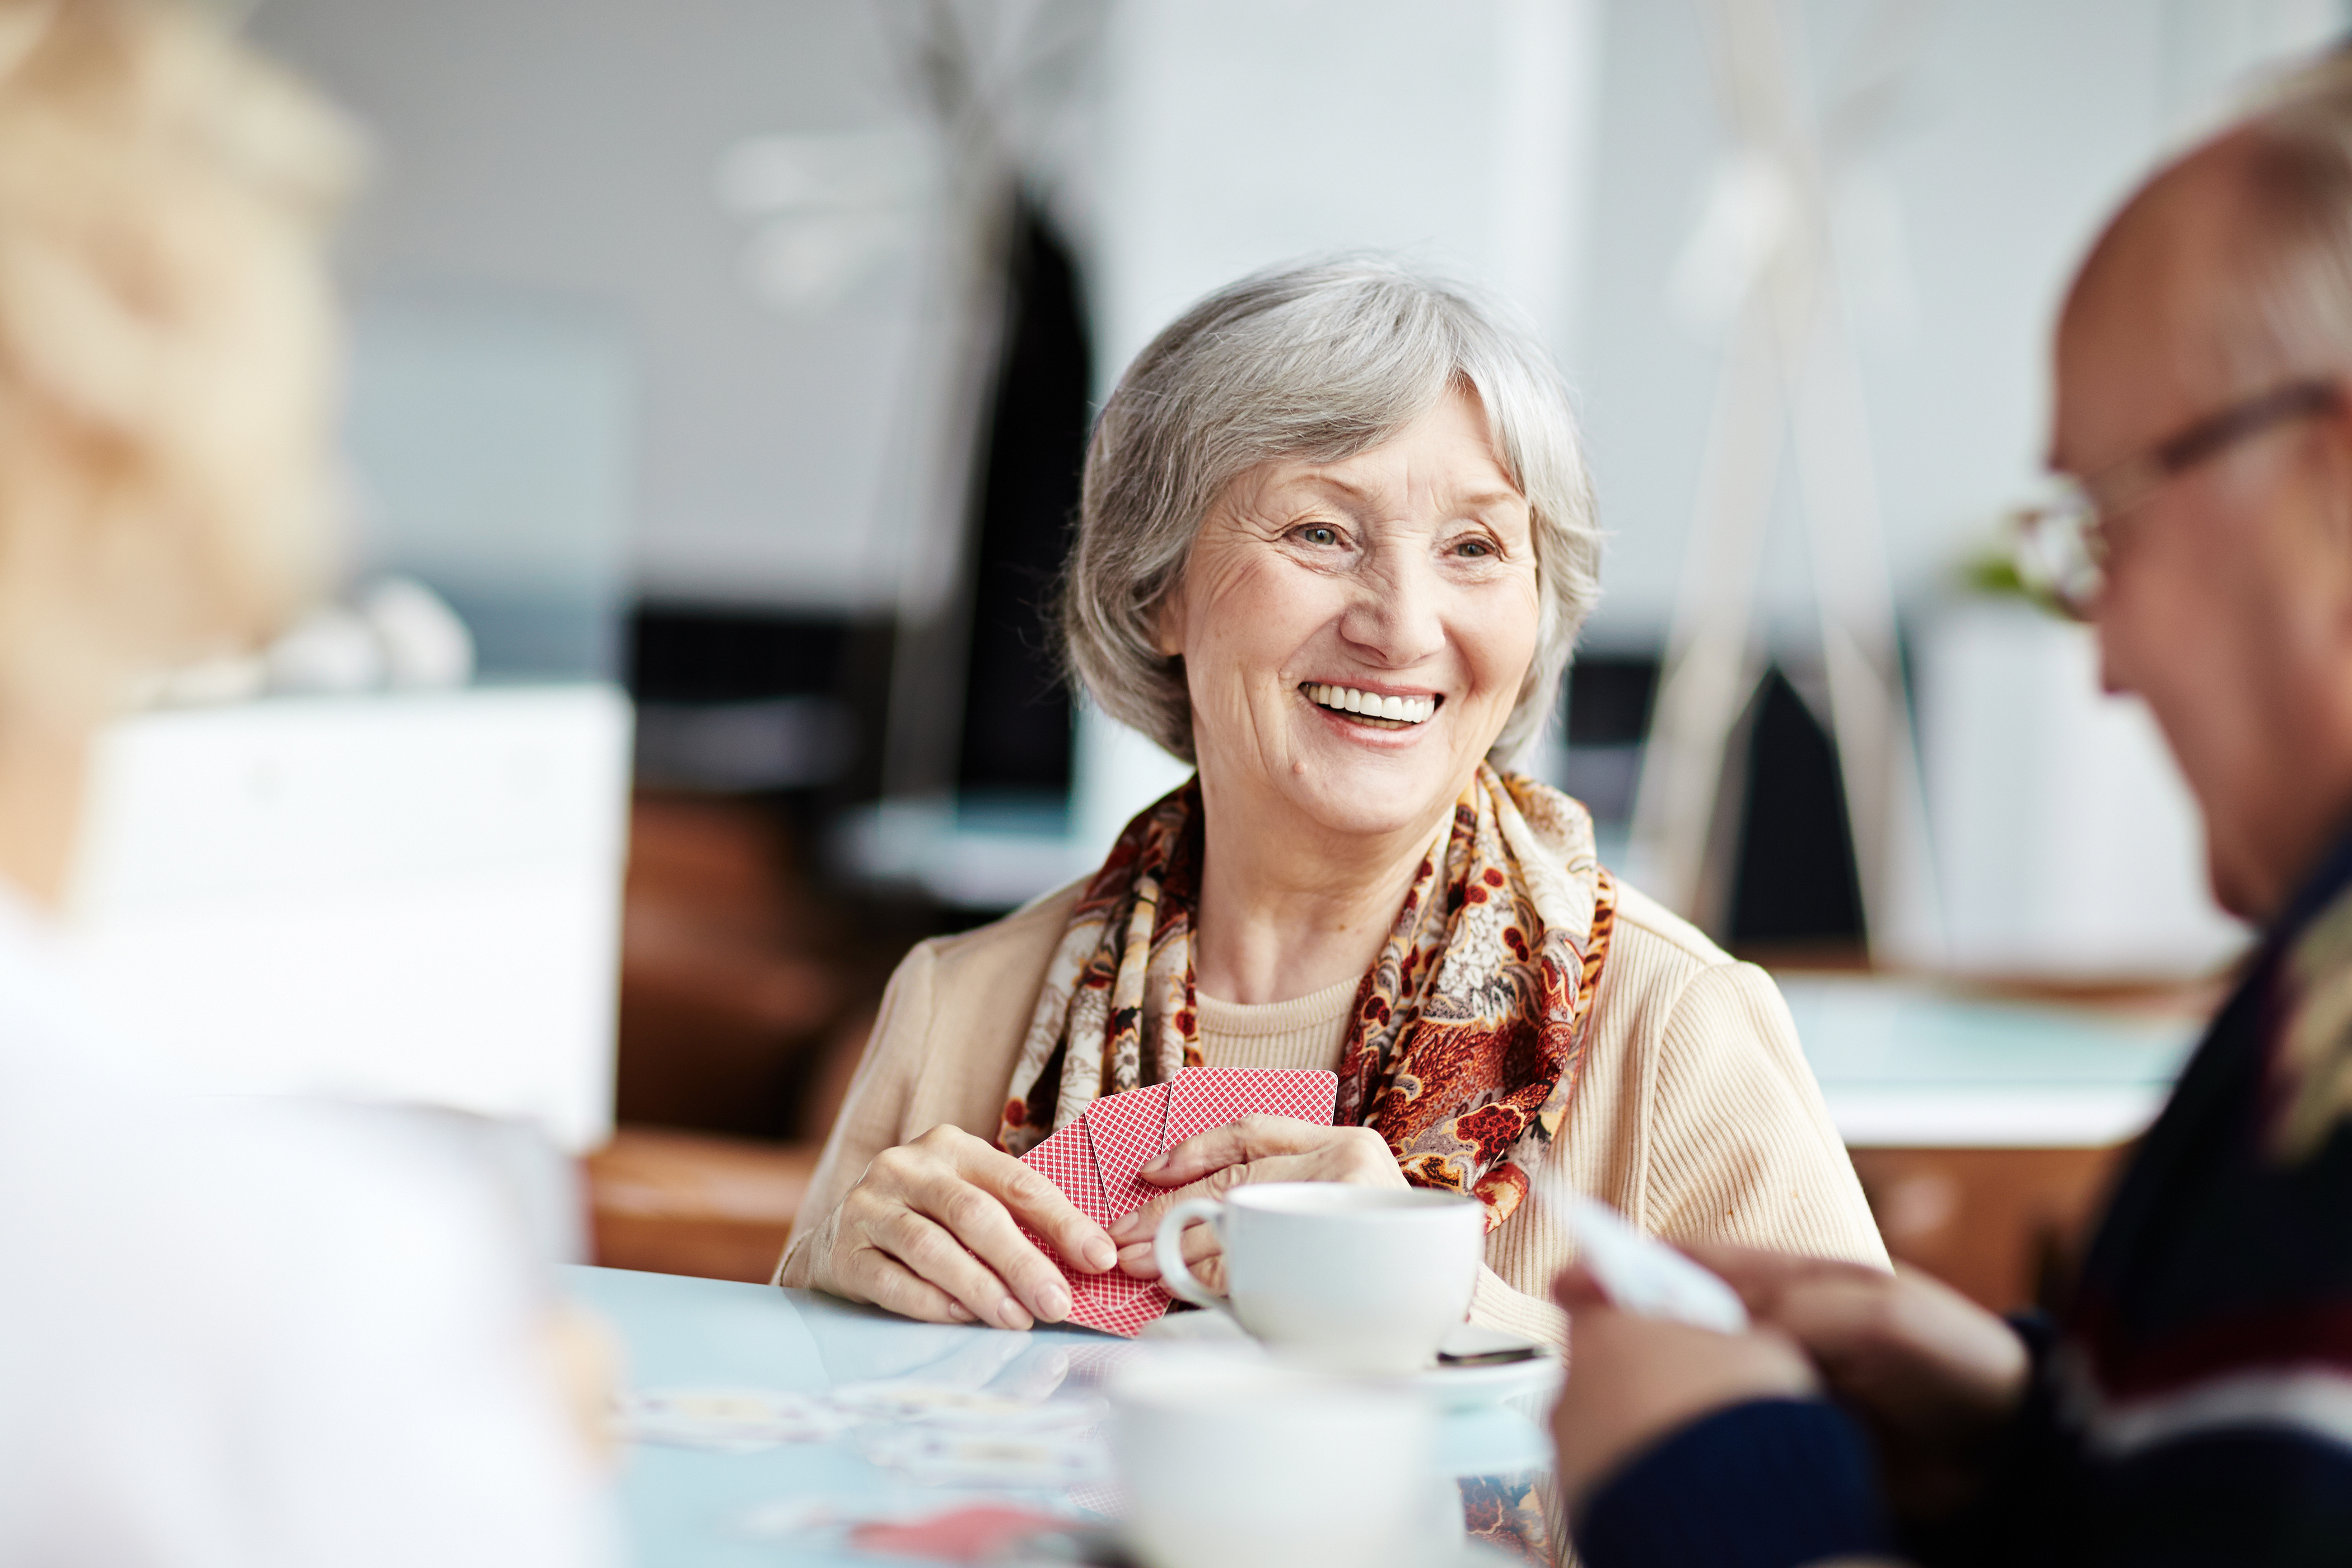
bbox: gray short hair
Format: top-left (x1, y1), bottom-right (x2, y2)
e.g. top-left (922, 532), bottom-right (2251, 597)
top-left (1059, 255), bottom-right (1602, 766)
top-left (2197, 50), bottom-right (2352, 385)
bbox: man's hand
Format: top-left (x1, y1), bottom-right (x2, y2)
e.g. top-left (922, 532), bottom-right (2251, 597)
top-left (1678, 1244), bottom-right (2031, 1517)
top-left (816, 1124), bottom-right (1117, 1329)
top-left (1104, 1116), bottom-right (1404, 1292)
top-left (1551, 1286), bottom-right (1819, 1511)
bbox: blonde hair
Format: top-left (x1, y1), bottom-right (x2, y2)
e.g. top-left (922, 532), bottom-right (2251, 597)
top-left (0, 0), bottom-right (354, 728)
top-left (1060, 256), bottom-right (1602, 767)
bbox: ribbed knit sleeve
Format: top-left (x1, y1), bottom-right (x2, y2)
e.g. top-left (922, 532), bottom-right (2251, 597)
top-left (1467, 908), bottom-right (1887, 1347)
top-left (1639, 963), bottom-right (1886, 1263)
top-left (773, 941), bottom-right (937, 1290)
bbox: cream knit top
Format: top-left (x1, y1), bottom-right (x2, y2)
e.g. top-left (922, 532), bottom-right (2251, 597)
top-left (1196, 974), bottom-right (1359, 1071)
top-left (777, 877), bottom-right (1889, 1346)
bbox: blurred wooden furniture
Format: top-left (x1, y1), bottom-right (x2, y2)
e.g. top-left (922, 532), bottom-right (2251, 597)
top-left (1779, 971), bottom-right (2209, 1313)
top-left (586, 1126), bottom-right (818, 1284)
top-left (617, 793), bottom-right (851, 1138)
top-left (1847, 1144), bottom-right (2129, 1310)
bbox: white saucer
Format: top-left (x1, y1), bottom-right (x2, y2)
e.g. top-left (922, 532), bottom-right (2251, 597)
top-left (1135, 1312), bottom-right (1560, 1412)
top-left (1404, 1352), bottom-right (1561, 1413)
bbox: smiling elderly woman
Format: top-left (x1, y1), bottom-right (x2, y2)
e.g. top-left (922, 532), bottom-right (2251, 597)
top-left (776, 258), bottom-right (1886, 1342)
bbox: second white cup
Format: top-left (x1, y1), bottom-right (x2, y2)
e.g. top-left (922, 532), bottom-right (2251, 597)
top-left (1152, 1182), bottom-right (1484, 1374)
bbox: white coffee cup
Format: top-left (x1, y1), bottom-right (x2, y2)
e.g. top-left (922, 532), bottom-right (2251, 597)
top-left (1110, 1353), bottom-right (1445, 1568)
top-left (1152, 1183), bottom-right (1484, 1374)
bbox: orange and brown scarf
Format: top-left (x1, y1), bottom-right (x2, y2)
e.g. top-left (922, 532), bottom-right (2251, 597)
top-left (996, 763), bottom-right (1616, 1230)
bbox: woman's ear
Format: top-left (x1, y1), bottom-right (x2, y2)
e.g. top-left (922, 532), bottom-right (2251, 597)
top-left (1153, 581), bottom-right (1187, 659)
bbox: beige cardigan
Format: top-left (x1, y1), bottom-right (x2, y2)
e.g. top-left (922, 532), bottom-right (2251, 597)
top-left (777, 876), bottom-right (1888, 1343)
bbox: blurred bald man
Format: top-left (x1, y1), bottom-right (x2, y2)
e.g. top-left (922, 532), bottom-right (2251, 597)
top-left (1547, 55), bottom-right (2352, 1568)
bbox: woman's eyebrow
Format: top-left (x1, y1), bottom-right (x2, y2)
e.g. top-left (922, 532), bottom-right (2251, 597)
top-left (1452, 487), bottom-right (1528, 512)
top-left (1284, 474), bottom-right (1527, 514)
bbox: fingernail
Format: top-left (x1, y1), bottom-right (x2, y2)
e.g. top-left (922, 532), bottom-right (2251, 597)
top-left (999, 1298), bottom-right (1034, 1331)
top-left (1039, 1283), bottom-right (1071, 1320)
top-left (1119, 1242), bottom-right (1159, 1278)
top-left (1140, 1156), bottom-right (1165, 1175)
top-left (946, 1300), bottom-right (975, 1322)
top-left (1085, 1238), bottom-right (1118, 1271)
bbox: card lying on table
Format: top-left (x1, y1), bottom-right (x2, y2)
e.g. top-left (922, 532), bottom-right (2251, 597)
top-left (1012, 1067), bottom-right (1340, 1339)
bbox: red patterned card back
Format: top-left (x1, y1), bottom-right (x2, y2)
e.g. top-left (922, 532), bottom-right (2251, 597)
top-left (1064, 1266), bottom-right (1169, 1337)
top-left (1019, 1118), bottom-right (1109, 1227)
top-left (1015, 1114), bottom-right (1169, 1336)
top-left (1163, 1067), bottom-right (1338, 1149)
top-left (1081, 1084), bottom-right (1172, 1218)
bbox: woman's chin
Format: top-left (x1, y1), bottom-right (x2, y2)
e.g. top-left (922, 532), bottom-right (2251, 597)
top-left (1278, 748), bottom-right (1477, 843)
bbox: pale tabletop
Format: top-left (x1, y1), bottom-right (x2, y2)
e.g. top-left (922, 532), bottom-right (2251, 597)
top-left (565, 1264), bottom-right (1553, 1567)
top-left (1779, 974), bottom-right (2205, 1147)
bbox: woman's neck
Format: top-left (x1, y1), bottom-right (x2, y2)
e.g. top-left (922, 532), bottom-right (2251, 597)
top-left (1190, 777), bottom-right (1452, 1006)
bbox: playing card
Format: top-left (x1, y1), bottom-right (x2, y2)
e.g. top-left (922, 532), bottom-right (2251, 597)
top-left (1016, 1111), bottom-right (1172, 1337)
top-left (1081, 1083), bottom-right (1172, 1217)
top-left (847, 1504), bottom-right (1096, 1562)
top-left (1565, 1195), bottom-right (1750, 1334)
top-left (825, 1381), bottom-right (1094, 1430)
top-left (617, 1387), bottom-right (848, 1452)
top-left (1064, 1267), bottom-right (1170, 1338)
top-left (1163, 1066), bottom-right (1338, 1150)
top-left (1019, 1118), bottom-right (1110, 1226)
top-left (857, 1425), bottom-right (1110, 1488)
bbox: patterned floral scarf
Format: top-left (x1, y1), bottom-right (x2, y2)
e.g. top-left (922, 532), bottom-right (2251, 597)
top-left (996, 763), bottom-right (1617, 1230)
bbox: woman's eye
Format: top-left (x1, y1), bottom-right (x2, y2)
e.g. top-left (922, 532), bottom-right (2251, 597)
top-left (1455, 537), bottom-right (1494, 557)
top-left (1298, 525), bottom-right (1340, 547)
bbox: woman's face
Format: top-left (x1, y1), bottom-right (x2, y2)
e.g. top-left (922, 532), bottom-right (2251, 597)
top-left (1158, 385), bottom-right (1543, 843)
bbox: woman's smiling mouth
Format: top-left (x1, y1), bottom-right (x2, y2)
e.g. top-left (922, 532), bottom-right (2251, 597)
top-left (1301, 682), bottom-right (1440, 728)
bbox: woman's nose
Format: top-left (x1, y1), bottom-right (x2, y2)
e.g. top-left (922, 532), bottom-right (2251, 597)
top-left (1337, 550), bottom-right (1447, 668)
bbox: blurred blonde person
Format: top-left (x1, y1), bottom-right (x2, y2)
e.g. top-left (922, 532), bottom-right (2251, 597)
top-left (0, 2), bottom-right (608, 1561)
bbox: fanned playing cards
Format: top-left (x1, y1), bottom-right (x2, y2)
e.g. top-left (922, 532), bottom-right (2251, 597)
top-left (1015, 1066), bottom-right (1338, 1337)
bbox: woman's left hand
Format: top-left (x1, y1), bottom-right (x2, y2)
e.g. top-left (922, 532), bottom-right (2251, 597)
top-left (1106, 1116), bottom-right (1406, 1289)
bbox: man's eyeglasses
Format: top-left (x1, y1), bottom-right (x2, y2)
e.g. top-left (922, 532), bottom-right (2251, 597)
top-left (2007, 378), bottom-right (2341, 619)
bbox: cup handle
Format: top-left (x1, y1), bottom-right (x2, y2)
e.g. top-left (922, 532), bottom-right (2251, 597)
top-left (1154, 1196), bottom-right (1233, 1314)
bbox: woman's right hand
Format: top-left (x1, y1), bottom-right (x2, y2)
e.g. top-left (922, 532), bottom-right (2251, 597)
top-left (814, 1124), bottom-right (1117, 1330)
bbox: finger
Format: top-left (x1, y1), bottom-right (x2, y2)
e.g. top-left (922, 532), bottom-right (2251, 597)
top-left (1141, 1116), bottom-right (1329, 1186)
top-left (1118, 1204), bottom-right (1226, 1278)
top-left (1551, 1262), bottom-right (1608, 1309)
top-left (1676, 1242), bottom-right (1874, 1313)
top-left (1109, 1158), bottom-right (1263, 1245)
top-left (906, 1167), bottom-right (1079, 1324)
top-left (844, 1244), bottom-right (981, 1326)
top-left (878, 1207), bottom-right (1041, 1331)
top-left (964, 1147), bottom-right (1118, 1276)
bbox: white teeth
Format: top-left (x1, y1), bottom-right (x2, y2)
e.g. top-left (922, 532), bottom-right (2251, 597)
top-left (1304, 684), bottom-right (1437, 725)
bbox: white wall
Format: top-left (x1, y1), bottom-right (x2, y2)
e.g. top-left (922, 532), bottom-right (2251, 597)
top-left (1574, 0), bottom-right (2346, 646)
top-left (1091, 0), bottom-right (1603, 384)
top-left (251, 0), bottom-right (936, 611)
top-left (251, 0), bottom-right (2348, 642)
